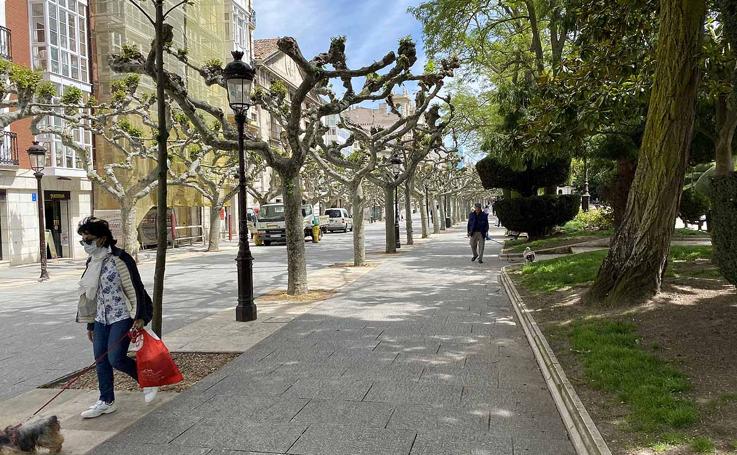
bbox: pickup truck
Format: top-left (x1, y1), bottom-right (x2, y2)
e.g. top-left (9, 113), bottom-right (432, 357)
top-left (256, 202), bottom-right (328, 246)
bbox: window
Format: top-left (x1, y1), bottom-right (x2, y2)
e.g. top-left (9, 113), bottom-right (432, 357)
top-left (34, 0), bottom-right (89, 82)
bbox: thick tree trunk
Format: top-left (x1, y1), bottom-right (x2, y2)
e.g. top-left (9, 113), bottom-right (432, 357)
top-left (207, 205), bottom-right (222, 252)
top-left (404, 179), bottom-right (414, 245)
top-left (283, 171), bottom-right (308, 295)
top-left (715, 94), bottom-right (737, 176)
top-left (384, 185), bottom-right (397, 253)
top-left (432, 197), bottom-right (441, 234)
top-left (351, 181), bottom-right (366, 266)
top-left (612, 159), bottom-right (637, 227)
top-left (588, 0), bottom-right (706, 304)
top-left (119, 203), bottom-right (139, 261)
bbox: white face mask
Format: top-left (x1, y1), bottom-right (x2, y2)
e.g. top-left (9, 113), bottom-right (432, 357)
top-left (84, 242), bottom-right (101, 255)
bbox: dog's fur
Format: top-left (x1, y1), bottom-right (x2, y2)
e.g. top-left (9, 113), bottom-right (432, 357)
top-left (0, 416), bottom-right (63, 454)
top-left (523, 247), bottom-right (536, 263)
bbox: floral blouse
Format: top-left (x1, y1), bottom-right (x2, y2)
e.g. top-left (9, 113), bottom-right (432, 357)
top-left (95, 257), bottom-right (130, 325)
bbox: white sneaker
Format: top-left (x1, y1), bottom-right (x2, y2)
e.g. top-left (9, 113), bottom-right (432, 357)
top-left (80, 400), bottom-right (117, 418)
top-left (143, 386), bottom-right (159, 403)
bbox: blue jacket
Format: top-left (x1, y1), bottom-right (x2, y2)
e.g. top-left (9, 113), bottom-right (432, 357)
top-left (467, 210), bottom-right (489, 235)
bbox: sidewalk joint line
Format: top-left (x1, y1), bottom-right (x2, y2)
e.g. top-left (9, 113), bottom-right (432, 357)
top-left (284, 424), bottom-right (310, 454)
top-left (374, 329), bottom-right (385, 340)
top-left (372, 341), bottom-right (381, 352)
top-left (407, 433), bottom-right (418, 455)
top-left (384, 407), bottom-right (396, 429)
top-left (361, 382), bottom-right (375, 402)
top-left (166, 418), bottom-right (202, 444)
top-left (288, 399), bottom-right (311, 423)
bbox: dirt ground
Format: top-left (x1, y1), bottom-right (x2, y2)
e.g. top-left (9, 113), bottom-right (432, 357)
top-left (43, 352), bottom-right (241, 393)
top-left (512, 269), bottom-right (737, 454)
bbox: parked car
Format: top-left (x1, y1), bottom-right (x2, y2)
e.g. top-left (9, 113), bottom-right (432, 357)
top-left (324, 208), bottom-right (353, 233)
top-left (256, 202), bottom-right (327, 245)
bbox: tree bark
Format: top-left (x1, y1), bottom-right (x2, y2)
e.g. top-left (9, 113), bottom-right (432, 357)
top-left (432, 197), bottom-right (441, 234)
top-left (207, 204), bottom-right (222, 252)
top-left (384, 185), bottom-right (397, 253)
top-left (438, 197), bottom-right (447, 231)
top-left (612, 159), bottom-right (637, 227)
top-left (715, 94), bottom-right (737, 176)
top-left (418, 189), bottom-right (429, 239)
top-left (119, 203), bottom-right (139, 261)
top-left (282, 171), bottom-right (308, 295)
top-left (351, 181), bottom-right (367, 266)
top-left (587, 0), bottom-right (706, 304)
top-left (404, 179), bottom-right (414, 245)
top-left (152, 2), bottom-right (169, 337)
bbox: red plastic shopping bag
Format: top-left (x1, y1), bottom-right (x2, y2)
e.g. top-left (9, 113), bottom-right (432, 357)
top-left (132, 329), bottom-right (183, 387)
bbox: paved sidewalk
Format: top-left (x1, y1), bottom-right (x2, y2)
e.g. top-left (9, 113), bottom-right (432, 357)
top-left (90, 227), bottom-right (574, 455)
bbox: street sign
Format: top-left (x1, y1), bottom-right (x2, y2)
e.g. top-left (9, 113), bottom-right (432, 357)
top-left (31, 192), bottom-right (36, 202)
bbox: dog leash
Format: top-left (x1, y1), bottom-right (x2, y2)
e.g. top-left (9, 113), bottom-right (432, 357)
top-left (28, 330), bottom-right (135, 419)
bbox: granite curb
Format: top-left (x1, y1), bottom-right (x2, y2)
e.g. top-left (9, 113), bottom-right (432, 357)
top-left (500, 266), bottom-right (611, 455)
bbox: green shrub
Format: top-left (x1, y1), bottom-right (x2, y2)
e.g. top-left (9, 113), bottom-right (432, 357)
top-left (495, 194), bottom-right (580, 239)
top-left (679, 188), bottom-right (710, 225)
top-left (476, 156), bottom-right (571, 196)
top-left (569, 207), bottom-right (614, 231)
top-left (711, 174), bottom-right (737, 286)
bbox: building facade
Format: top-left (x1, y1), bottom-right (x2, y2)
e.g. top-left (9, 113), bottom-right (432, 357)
top-left (0, 0), bottom-right (92, 265)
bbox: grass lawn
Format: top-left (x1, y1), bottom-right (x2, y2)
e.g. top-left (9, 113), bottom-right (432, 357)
top-left (673, 228), bottom-right (711, 238)
top-left (504, 225), bottom-right (612, 254)
top-left (509, 244), bottom-right (735, 454)
top-left (569, 321), bottom-right (697, 432)
top-left (518, 245), bottom-right (715, 293)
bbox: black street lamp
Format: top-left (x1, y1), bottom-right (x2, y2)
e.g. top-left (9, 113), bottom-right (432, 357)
top-left (224, 50), bottom-right (257, 322)
top-left (27, 141), bottom-right (49, 281)
top-left (390, 152), bottom-right (402, 249)
top-left (582, 156), bottom-right (590, 212)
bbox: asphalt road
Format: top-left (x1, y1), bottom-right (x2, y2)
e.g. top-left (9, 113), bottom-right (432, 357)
top-left (0, 219), bottom-right (403, 401)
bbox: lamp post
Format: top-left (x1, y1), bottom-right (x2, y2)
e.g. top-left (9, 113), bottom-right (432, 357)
top-left (224, 50), bottom-right (257, 322)
top-left (390, 153), bottom-right (402, 249)
top-left (582, 156), bottom-right (590, 212)
top-left (27, 141), bottom-right (49, 281)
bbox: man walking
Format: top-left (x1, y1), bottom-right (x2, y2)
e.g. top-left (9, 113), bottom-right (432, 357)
top-left (467, 203), bottom-right (489, 263)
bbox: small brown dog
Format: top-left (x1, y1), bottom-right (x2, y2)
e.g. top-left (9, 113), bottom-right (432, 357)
top-left (0, 416), bottom-right (63, 454)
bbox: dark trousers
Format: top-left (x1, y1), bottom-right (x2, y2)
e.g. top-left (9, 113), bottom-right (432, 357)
top-left (93, 318), bottom-right (137, 403)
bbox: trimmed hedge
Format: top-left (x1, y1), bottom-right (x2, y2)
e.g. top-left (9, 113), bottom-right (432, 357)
top-left (476, 156), bottom-right (571, 197)
top-left (679, 188), bottom-right (710, 225)
top-left (711, 174), bottom-right (737, 286)
top-left (494, 194), bottom-right (581, 240)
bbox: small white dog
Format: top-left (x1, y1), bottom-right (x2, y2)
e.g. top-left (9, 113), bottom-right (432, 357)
top-left (523, 247), bottom-right (536, 263)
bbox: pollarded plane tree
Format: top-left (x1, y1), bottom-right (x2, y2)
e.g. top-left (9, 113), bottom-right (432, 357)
top-left (367, 98), bottom-right (455, 253)
top-left (30, 77), bottom-right (196, 260)
top-left (109, 34), bottom-right (450, 295)
top-left (310, 81), bottom-right (446, 265)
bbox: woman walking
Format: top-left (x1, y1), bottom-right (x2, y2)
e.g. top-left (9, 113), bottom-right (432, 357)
top-left (75, 217), bottom-right (157, 419)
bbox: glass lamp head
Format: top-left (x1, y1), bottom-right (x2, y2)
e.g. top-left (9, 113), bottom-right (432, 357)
top-left (27, 141), bottom-right (47, 173)
top-left (223, 50), bottom-right (256, 113)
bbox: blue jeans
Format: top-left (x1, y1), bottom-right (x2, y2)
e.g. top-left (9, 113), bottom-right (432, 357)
top-left (93, 318), bottom-right (137, 403)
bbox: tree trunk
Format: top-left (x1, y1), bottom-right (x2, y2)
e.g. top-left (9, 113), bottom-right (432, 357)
top-left (351, 181), bottom-right (366, 266)
top-left (119, 203), bottom-right (139, 261)
top-left (384, 185), bottom-right (397, 253)
top-left (152, 3), bottom-right (169, 337)
top-left (283, 171), bottom-right (308, 295)
top-left (404, 179), bottom-right (414, 245)
top-left (438, 197), bottom-right (447, 231)
top-left (419, 189), bottom-right (429, 239)
top-left (432, 197), bottom-right (441, 234)
top-left (207, 204), bottom-right (222, 252)
top-left (587, 0), bottom-right (706, 304)
top-left (715, 94), bottom-right (737, 176)
top-left (612, 159), bottom-right (637, 227)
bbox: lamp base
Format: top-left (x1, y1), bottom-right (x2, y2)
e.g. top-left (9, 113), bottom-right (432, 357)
top-left (235, 303), bottom-right (257, 322)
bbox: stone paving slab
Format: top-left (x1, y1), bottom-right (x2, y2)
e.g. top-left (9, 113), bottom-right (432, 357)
top-left (86, 228), bottom-right (574, 454)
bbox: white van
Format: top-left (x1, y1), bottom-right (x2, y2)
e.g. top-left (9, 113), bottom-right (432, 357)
top-left (324, 208), bottom-right (353, 233)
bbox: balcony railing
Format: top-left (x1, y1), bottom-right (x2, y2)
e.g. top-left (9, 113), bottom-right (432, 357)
top-left (249, 8), bottom-right (256, 28)
top-left (0, 26), bottom-right (11, 61)
top-left (0, 131), bottom-right (18, 166)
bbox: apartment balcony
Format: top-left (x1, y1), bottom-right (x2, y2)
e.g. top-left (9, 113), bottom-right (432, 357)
top-left (0, 26), bottom-right (11, 61)
top-left (0, 131), bottom-right (18, 168)
top-left (249, 8), bottom-right (256, 28)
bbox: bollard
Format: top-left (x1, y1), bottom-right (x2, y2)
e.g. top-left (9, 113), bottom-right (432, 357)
top-left (312, 225), bottom-right (320, 243)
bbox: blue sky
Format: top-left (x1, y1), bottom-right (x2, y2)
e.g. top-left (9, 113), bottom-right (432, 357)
top-left (255, 0), bottom-right (427, 75)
